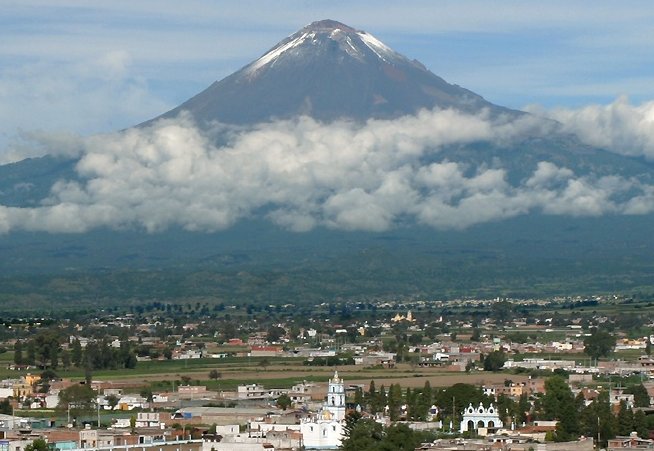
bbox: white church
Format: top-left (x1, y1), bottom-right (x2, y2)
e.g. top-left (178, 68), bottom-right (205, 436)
top-left (300, 370), bottom-right (346, 449)
top-left (460, 402), bottom-right (503, 436)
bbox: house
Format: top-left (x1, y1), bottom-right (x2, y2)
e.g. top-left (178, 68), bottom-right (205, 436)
top-left (136, 412), bottom-right (167, 428)
top-left (608, 432), bottom-right (654, 449)
top-left (238, 384), bottom-right (268, 399)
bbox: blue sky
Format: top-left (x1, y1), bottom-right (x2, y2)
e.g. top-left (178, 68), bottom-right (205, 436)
top-left (2, 0), bottom-right (654, 149)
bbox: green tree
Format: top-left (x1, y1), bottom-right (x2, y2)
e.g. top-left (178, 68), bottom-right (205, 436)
top-left (404, 387), bottom-right (416, 419)
top-left (58, 384), bottom-right (96, 418)
top-left (70, 339), bottom-right (82, 367)
top-left (13, 340), bottom-right (23, 365)
top-left (378, 385), bottom-right (388, 416)
top-left (40, 369), bottom-right (58, 381)
top-left (366, 380), bottom-right (378, 414)
top-left (342, 410), bottom-right (363, 442)
top-left (220, 322), bottom-right (237, 342)
top-left (354, 386), bottom-right (364, 408)
top-left (540, 376), bottom-right (570, 420)
top-left (33, 329), bottom-right (61, 369)
top-left (266, 325), bottom-right (285, 343)
top-left (540, 376), bottom-right (579, 441)
top-left (491, 301), bottom-right (513, 324)
top-left (408, 333), bottom-right (423, 346)
top-left (626, 384), bottom-right (650, 408)
top-left (483, 350), bottom-right (506, 372)
top-left (340, 418), bottom-right (383, 451)
top-left (84, 365), bottom-right (92, 386)
top-left (617, 401), bottom-right (634, 436)
top-left (105, 394), bottom-right (120, 410)
top-left (578, 390), bottom-right (615, 447)
top-left (26, 341), bottom-right (36, 365)
top-left (556, 394), bottom-right (580, 441)
top-left (634, 409), bottom-right (648, 438)
top-left (388, 384), bottom-right (403, 421)
top-left (383, 423), bottom-right (435, 451)
top-left (124, 352), bottom-right (137, 369)
top-left (276, 393), bottom-right (292, 410)
top-left (496, 394), bottom-right (516, 427)
top-left (517, 393), bottom-right (530, 425)
top-left (208, 369), bottom-right (221, 380)
top-left (415, 381), bottom-right (432, 421)
top-left (60, 350), bottom-right (71, 369)
top-left (140, 388), bottom-right (154, 404)
top-left (583, 328), bottom-right (615, 360)
top-left (25, 438), bottom-right (48, 451)
top-left (0, 399), bottom-right (12, 415)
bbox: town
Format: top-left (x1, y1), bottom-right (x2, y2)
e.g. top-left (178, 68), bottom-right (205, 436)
top-left (0, 294), bottom-right (654, 450)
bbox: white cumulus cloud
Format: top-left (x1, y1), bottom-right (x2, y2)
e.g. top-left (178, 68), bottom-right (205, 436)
top-left (0, 107), bottom-right (653, 234)
top-left (527, 97), bottom-right (654, 160)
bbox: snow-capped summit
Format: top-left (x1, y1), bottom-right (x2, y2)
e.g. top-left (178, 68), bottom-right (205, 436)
top-left (245, 19), bottom-right (417, 76)
top-left (150, 19), bottom-right (514, 126)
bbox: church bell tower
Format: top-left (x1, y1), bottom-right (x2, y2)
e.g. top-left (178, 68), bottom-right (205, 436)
top-left (325, 370), bottom-right (346, 421)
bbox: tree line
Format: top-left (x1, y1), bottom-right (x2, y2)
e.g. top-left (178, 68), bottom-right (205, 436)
top-left (13, 329), bottom-right (137, 371)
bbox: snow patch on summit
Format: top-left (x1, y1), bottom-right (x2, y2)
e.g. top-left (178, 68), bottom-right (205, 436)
top-left (330, 28), bottom-right (365, 59)
top-left (247, 31), bottom-right (316, 75)
top-left (357, 31), bottom-right (398, 62)
top-left (245, 24), bottom-right (408, 76)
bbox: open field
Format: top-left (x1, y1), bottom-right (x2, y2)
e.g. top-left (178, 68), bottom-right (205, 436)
top-left (72, 360), bottom-right (527, 391)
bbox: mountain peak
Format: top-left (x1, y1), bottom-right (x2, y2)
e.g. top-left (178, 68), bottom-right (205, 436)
top-left (149, 20), bottom-right (512, 126)
top-left (302, 19), bottom-right (356, 33)
top-left (244, 19), bottom-right (409, 76)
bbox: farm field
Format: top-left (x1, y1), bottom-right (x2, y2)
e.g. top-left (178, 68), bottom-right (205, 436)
top-left (79, 360), bottom-right (529, 392)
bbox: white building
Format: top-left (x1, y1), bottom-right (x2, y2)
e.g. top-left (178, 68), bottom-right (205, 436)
top-left (300, 370), bottom-right (346, 449)
top-left (238, 384), bottom-right (268, 399)
top-left (325, 372), bottom-right (345, 421)
top-left (460, 402), bottom-right (503, 436)
top-left (0, 387), bottom-right (13, 399)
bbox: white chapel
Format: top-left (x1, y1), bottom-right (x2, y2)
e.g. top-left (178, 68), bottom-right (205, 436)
top-left (300, 370), bottom-right (346, 449)
top-left (460, 402), bottom-right (503, 435)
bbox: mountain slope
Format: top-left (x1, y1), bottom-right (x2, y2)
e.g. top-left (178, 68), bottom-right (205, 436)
top-left (0, 155), bottom-right (77, 207)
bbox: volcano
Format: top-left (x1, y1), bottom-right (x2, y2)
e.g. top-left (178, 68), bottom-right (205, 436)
top-left (149, 19), bottom-right (517, 126)
top-left (0, 20), bottom-right (654, 307)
